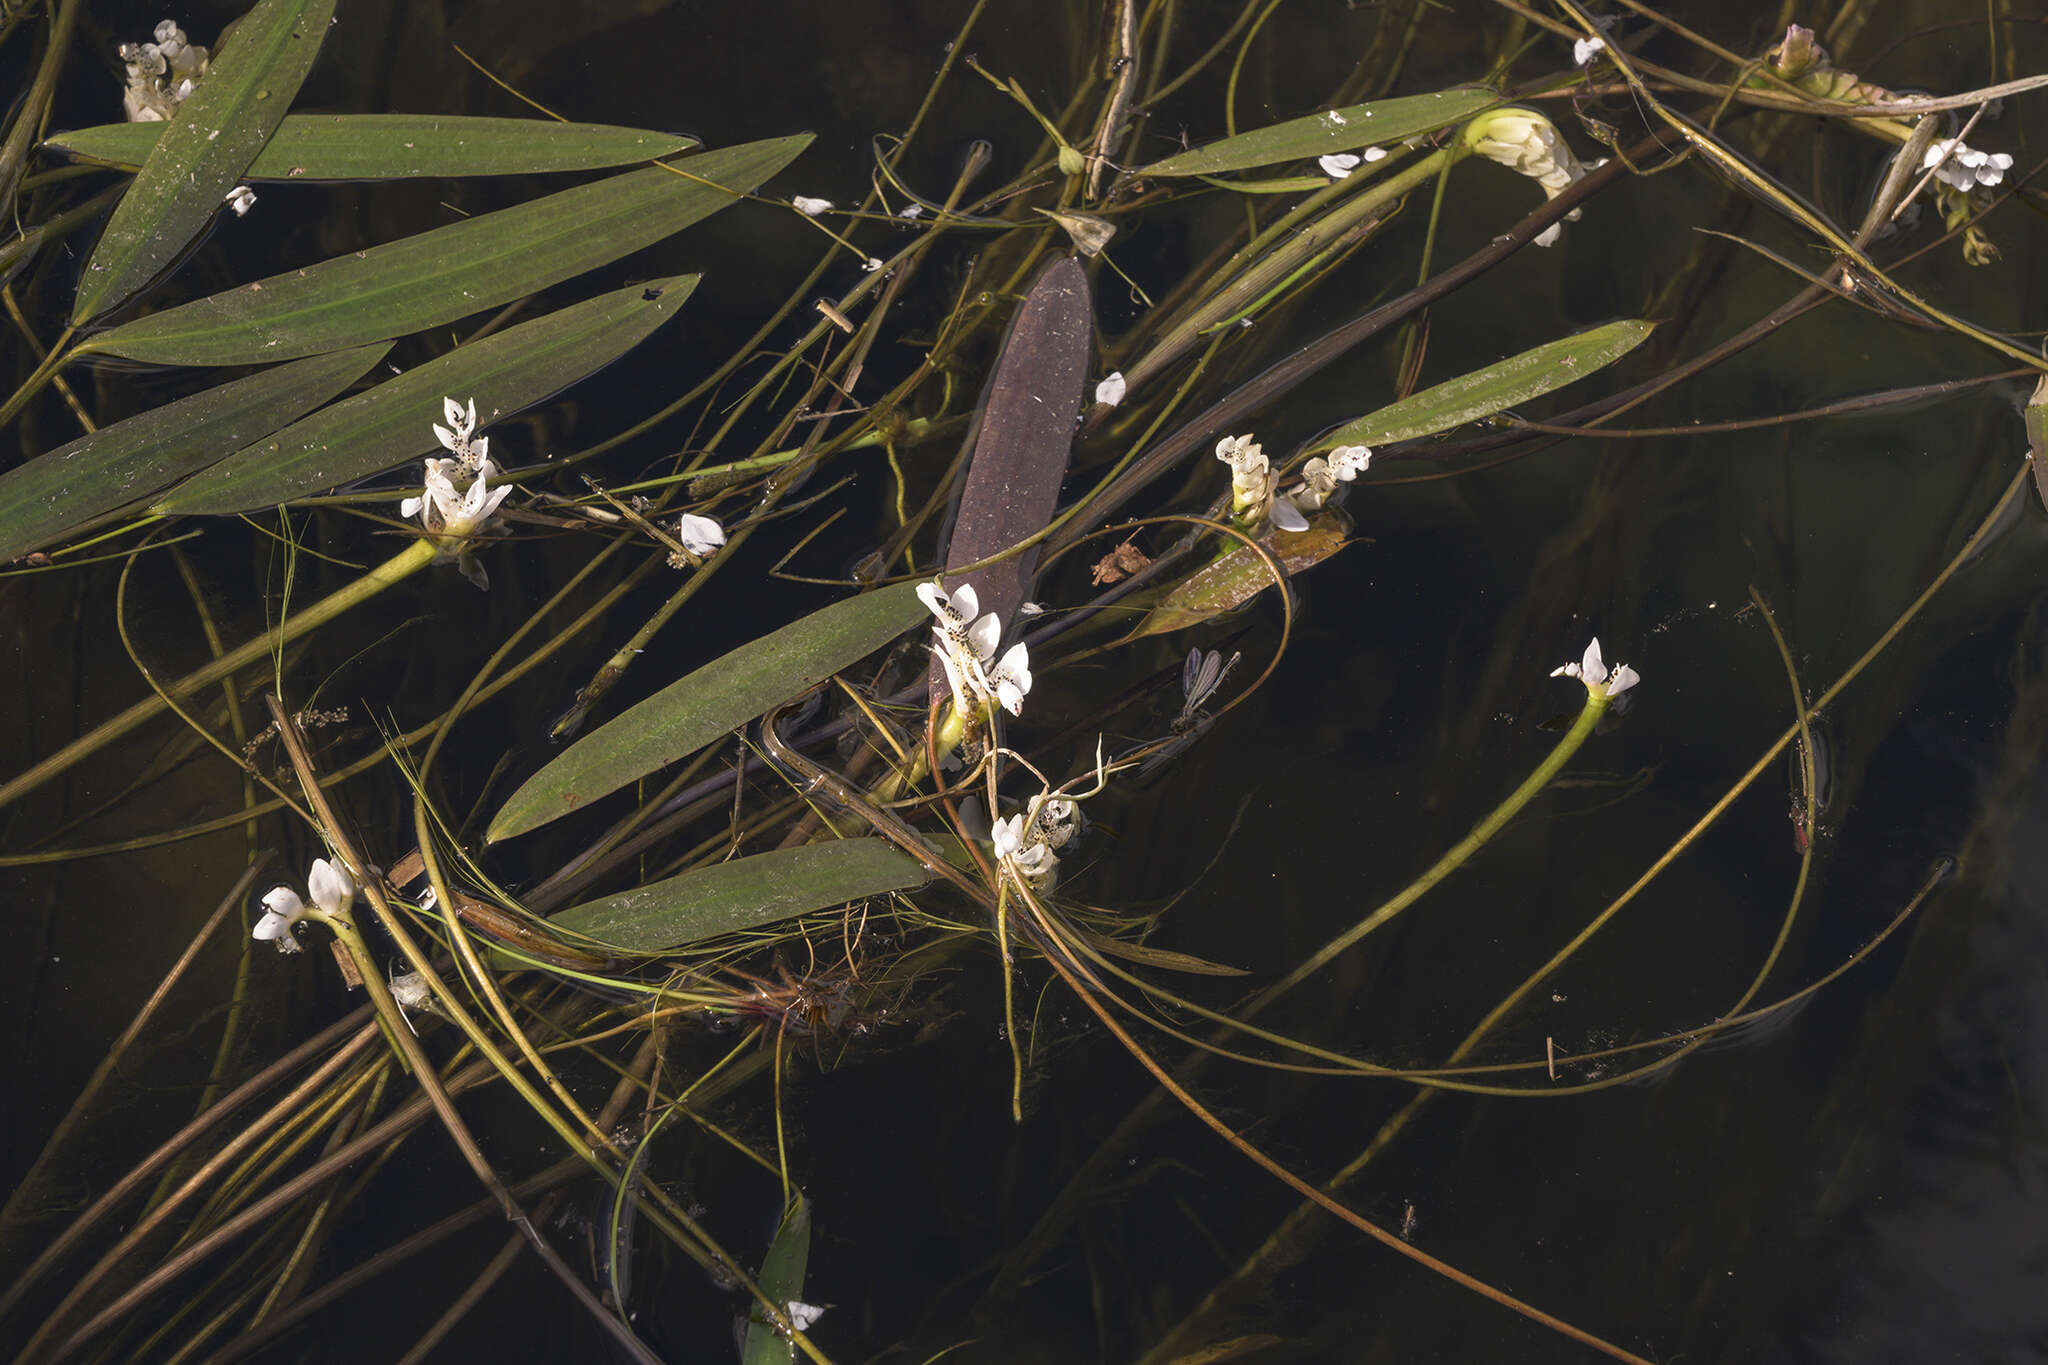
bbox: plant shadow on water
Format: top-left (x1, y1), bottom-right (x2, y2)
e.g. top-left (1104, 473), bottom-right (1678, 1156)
top-left (2, 0), bottom-right (2047, 1361)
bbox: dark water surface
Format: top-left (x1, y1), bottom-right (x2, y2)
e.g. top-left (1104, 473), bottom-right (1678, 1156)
top-left (5, 1), bottom-right (2048, 1362)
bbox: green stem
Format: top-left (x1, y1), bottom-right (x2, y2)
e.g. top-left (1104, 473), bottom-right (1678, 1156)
top-left (1257, 686), bottom-right (1610, 1003)
top-left (0, 537), bottom-right (438, 813)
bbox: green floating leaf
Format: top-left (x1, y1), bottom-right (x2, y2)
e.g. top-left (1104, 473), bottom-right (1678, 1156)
top-left (740, 1196), bottom-right (813, 1365)
top-left (83, 134), bottom-right (811, 366)
top-left (551, 841), bottom-right (931, 953)
top-left (1140, 89), bottom-right (1497, 177)
top-left (1314, 319), bottom-right (1655, 451)
top-left (44, 115), bottom-right (695, 180)
top-left (0, 346), bottom-right (387, 562)
top-left (153, 276), bottom-right (697, 515)
top-left (73, 0), bottom-right (336, 323)
top-left (489, 581), bottom-right (928, 843)
top-left (1124, 511), bottom-right (1353, 642)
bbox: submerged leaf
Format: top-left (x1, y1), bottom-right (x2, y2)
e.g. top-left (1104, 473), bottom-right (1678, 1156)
top-left (152, 277), bottom-right (697, 514)
top-left (937, 256), bottom-right (1092, 706)
top-left (740, 1196), bottom-right (813, 1365)
top-left (81, 134), bottom-right (811, 365)
top-left (0, 346), bottom-right (387, 562)
top-left (1123, 511), bottom-right (1352, 642)
top-left (1140, 89), bottom-right (1497, 177)
top-left (1314, 319), bottom-right (1654, 451)
top-left (45, 115), bottom-right (695, 180)
top-left (550, 842), bottom-right (930, 953)
top-left (73, 0), bottom-right (337, 323)
top-left (488, 582), bottom-right (928, 842)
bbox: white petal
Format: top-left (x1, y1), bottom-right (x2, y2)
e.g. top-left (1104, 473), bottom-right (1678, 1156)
top-left (1534, 221), bottom-right (1564, 247)
top-left (1550, 663), bottom-right (1582, 679)
top-left (992, 814), bottom-right (1026, 859)
top-left (1604, 663), bottom-right (1640, 697)
top-left (1318, 152), bottom-right (1361, 179)
top-left (966, 612), bottom-right (1001, 663)
top-left (400, 495), bottom-right (424, 519)
top-left (935, 644), bottom-right (974, 708)
top-left (251, 908), bottom-right (293, 941)
top-left (949, 583), bottom-right (979, 622)
top-left (787, 1302), bottom-right (827, 1331)
top-left (308, 858), bottom-right (354, 916)
top-left (1360, 146), bottom-right (1388, 162)
top-left (465, 398), bottom-right (478, 430)
top-left (1269, 496), bottom-right (1311, 533)
top-left (1573, 36), bottom-right (1605, 65)
top-left (433, 423), bottom-right (458, 453)
top-left (1580, 638), bottom-right (1608, 686)
top-left (1330, 445), bottom-right (1372, 480)
top-left (261, 887), bottom-right (306, 919)
top-left (1094, 371), bottom-right (1127, 407)
top-left (675, 513), bottom-right (725, 554)
top-left (997, 678), bottom-right (1026, 715)
top-left (443, 396), bottom-right (465, 429)
top-left (792, 196), bottom-right (835, 216)
top-left (916, 582), bottom-right (950, 620)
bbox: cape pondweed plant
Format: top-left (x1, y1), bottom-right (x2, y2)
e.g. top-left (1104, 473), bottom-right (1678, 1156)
top-left (1, 0), bottom-right (2044, 1361)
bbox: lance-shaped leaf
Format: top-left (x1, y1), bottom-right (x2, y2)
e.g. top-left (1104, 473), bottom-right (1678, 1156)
top-left (73, 0), bottom-right (336, 323)
top-left (1311, 319), bottom-right (1654, 452)
top-left (934, 255), bottom-right (1091, 704)
top-left (0, 346), bottom-right (386, 562)
top-left (551, 841), bottom-right (930, 953)
top-left (44, 115), bottom-right (694, 180)
top-left (80, 134), bottom-right (810, 366)
top-left (741, 1196), bottom-right (814, 1365)
top-left (2027, 374), bottom-right (2048, 513)
top-left (1140, 89), bottom-right (1497, 177)
top-left (1123, 511), bottom-right (1352, 642)
top-left (153, 276), bottom-right (696, 515)
top-left (489, 581), bottom-right (928, 842)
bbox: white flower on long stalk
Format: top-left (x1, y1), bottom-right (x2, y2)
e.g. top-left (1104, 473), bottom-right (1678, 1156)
top-left (674, 512), bottom-right (726, 558)
top-left (1551, 637), bottom-right (1640, 699)
top-left (400, 398), bottom-right (513, 589)
top-left (1463, 108), bottom-right (1603, 246)
top-left (1922, 137), bottom-right (2014, 192)
top-left (992, 812), bottom-right (1059, 884)
top-left (253, 857), bottom-right (354, 954)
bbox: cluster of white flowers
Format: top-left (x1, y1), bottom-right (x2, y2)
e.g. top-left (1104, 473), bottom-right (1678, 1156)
top-left (120, 21), bottom-right (209, 123)
top-left (1551, 637), bottom-right (1640, 699)
top-left (1922, 137), bottom-right (2014, 193)
top-left (922, 580), bottom-right (1033, 719)
top-left (1216, 434), bottom-right (1368, 532)
top-left (253, 857), bottom-right (354, 954)
top-left (1318, 147), bottom-right (1387, 180)
top-left (400, 397), bottom-right (513, 589)
top-left (1463, 108), bottom-right (1604, 246)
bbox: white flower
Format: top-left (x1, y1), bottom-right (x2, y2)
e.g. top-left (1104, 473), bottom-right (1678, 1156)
top-left (786, 1302), bottom-right (827, 1332)
top-left (992, 813), bottom-right (1058, 882)
top-left (1573, 36), bottom-right (1606, 66)
top-left (1360, 146), bottom-right (1388, 162)
top-left (674, 512), bottom-right (726, 557)
top-left (1095, 371), bottom-right (1127, 408)
top-left (1319, 152), bottom-right (1361, 180)
top-left (224, 186), bottom-right (256, 216)
top-left (792, 196), bottom-right (834, 216)
top-left (1550, 637), bottom-right (1640, 699)
top-left (252, 857), bottom-right (354, 953)
top-left (1329, 444), bottom-right (1372, 480)
top-left (899, 204), bottom-right (925, 219)
top-left (1463, 108), bottom-right (1600, 247)
top-left (862, 257), bottom-right (885, 273)
top-left (988, 641), bottom-right (1032, 716)
top-left (1923, 137), bottom-right (2014, 192)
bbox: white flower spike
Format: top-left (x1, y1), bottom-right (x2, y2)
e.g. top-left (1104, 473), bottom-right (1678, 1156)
top-left (1463, 108), bottom-right (1603, 247)
top-left (1550, 637), bottom-right (1640, 699)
